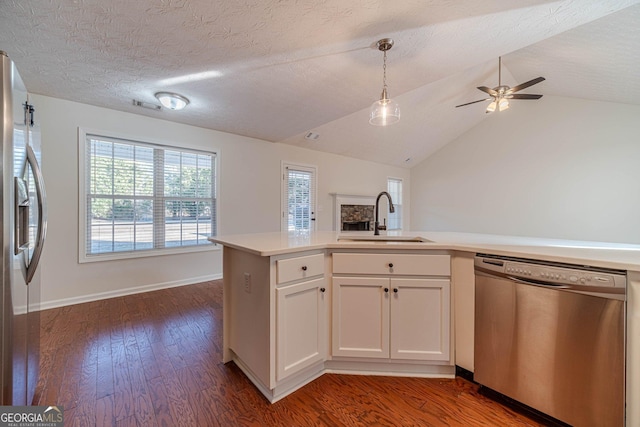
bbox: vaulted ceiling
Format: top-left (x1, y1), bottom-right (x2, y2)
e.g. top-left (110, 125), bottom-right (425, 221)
top-left (2, 0), bottom-right (639, 167)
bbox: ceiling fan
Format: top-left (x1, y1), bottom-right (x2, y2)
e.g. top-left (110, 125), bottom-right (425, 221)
top-left (456, 57), bottom-right (545, 113)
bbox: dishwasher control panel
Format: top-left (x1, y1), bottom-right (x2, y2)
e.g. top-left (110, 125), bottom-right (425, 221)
top-left (475, 254), bottom-right (627, 290)
top-left (504, 262), bottom-right (621, 288)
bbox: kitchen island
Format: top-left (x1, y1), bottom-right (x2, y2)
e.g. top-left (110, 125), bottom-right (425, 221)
top-left (209, 230), bottom-right (640, 425)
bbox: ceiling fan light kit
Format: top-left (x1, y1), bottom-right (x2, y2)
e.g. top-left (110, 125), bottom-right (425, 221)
top-left (456, 57), bottom-right (544, 113)
top-left (370, 38), bottom-right (400, 126)
top-left (487, 98), bottom-right (510, 113)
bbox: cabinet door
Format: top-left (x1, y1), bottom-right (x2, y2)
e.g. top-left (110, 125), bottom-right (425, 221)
top-left (390, 278), bottom-right (450, 361)
top-left (276, 278), bottom-right (327, 381)
top-left (332, 277), bottom-right (389, 358)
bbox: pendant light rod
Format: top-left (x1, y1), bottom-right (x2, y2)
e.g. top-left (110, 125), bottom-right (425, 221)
top-left (498, 56), bottom-right (502, 86)
top-left (378, 38), bottom-right (393, 98)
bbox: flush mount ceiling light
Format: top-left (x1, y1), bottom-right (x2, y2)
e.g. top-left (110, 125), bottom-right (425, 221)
top-left (369, 38), bottom-right (400, 126)
top-left (155, 92), bottom-right (190, 110)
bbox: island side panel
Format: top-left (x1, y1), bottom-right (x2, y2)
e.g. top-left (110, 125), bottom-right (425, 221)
top-left (224, 246), bottom-right (271, 388)
top-left (452, 252), bottom-right (475, 372)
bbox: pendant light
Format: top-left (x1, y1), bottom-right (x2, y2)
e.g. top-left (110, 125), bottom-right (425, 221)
top-left (369, 38), bottom-right (400, 126)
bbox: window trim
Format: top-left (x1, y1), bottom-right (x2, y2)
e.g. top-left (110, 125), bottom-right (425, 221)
top-left (281, 161), bottom-right (317, 232)
top-left (78, 127), bottom-right (219, 263)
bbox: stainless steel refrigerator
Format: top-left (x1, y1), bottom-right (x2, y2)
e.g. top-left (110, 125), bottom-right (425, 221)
top-left (1, 51), bottom-right (47, 405)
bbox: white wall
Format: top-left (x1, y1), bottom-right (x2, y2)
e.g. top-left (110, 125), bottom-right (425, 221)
top-left (410, 95), bottom-right (640, 244)
top-left (34, 95), bottom-right (409, 308)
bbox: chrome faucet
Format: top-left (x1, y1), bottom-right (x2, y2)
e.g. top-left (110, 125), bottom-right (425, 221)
top-left (374, 191), bottom-right (395, 235)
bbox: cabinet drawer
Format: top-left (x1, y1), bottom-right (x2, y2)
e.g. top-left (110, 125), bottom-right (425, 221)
top-left (277, 253), bottom-right (325, 284)
top-left (332, 253), bottom-right (450, 276)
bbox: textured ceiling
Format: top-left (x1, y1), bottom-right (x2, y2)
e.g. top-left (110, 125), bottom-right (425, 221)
top-left (1, 0), bottom-right (639, 168)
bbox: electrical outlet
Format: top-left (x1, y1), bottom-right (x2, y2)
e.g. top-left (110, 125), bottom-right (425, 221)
top-left (243, 273), bottom-right (251, 293)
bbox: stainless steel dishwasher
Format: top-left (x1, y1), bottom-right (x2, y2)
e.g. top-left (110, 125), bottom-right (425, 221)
top-left (474, 254), bottom-right (626, 427)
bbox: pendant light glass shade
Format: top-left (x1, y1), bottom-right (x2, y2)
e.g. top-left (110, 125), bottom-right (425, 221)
top-left (369, 38), bottom-right (400, 126)
top-left (370, 90), bottom-right (400, 126)
top-left (155, 92), bottom-right (190, 110)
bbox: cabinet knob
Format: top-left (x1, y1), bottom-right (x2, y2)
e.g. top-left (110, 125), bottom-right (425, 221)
top-left (320, 287), bottom-right (326, 293)
top-left (393, 288), bottom-right (398, 293)
top-left (301, 265), bottom-right (307, 271)
top-left (388, 263), bottom-right (394, 268)
top-left (384, 288), bottom-right (389, 293)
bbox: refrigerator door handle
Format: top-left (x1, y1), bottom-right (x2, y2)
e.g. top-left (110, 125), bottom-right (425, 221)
top-left (14, 177), bottom-right (30, 254)
top-left (24, 144), bottom-right (47, 284)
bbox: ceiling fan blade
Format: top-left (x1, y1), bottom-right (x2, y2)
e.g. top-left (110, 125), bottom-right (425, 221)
top-left (456, 98), bottom-right (492, 108)
top-left (477, 86), bottom-right (498, 96)
top-left (507, 77), bottom-right (545, 93)
top-left (506, 94), bottom-right (543, 100)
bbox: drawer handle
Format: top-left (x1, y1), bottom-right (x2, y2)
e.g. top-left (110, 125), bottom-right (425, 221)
top-left (320, 287), bottom-right (326, 293)
top-left (301, 265), bottom-right (308, 271)
top-left (393, 288), bottom-right (398, 293)
top-left (384, 288), bottom-right (389, 293)
top-left (388, 263), bottom-right (394, 268)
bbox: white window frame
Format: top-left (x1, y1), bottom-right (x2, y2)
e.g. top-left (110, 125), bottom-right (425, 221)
top-left (387, 177), bottom-right (403, 231)
top-left (78, 128), bottom-right (219, 263)
top-left (281, 162), bottom-right (317, 232)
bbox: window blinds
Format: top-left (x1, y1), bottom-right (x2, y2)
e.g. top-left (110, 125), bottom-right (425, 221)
top-left (282, 164), bottom-right (316, 231)
top-left (387, 177), bottom-right (402, 230)
top-left (84, 134), bottom-right (216, 256)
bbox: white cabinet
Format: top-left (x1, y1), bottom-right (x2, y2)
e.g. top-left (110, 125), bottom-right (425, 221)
top-left (275, 252), bottom-right (327, 382)
top-left (223, 246), bottom-right (453, 403)
top-left (223, 247), bottom-right (328, 402)
top-left (332, 252), bottom-right (451, 362)
top-left (276, 277), bottom-right (327, 381)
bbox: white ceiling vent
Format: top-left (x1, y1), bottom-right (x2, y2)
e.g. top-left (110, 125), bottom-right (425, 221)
top-left (305, 132), bottom-right (320, 141)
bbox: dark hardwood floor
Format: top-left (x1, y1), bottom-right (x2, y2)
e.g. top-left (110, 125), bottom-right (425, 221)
top-left (34, 280), bottom-right (544, 426)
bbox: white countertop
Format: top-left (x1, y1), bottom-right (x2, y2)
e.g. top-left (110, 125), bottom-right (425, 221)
top-left (208, 231), bottom-right (640, 271)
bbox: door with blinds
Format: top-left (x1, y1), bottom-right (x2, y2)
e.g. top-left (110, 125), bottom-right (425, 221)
top-left (282, 163), bottom-right (317, 231)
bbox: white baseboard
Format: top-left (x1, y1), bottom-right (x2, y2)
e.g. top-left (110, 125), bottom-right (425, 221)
top-left (39, 273), bottom-right (222, 311)
top-left (231, 354), bottom-right (325, 404)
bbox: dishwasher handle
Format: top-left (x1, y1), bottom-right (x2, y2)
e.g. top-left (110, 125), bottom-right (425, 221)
top-left (507, 275), bottom-right (570, 289)
top-left (476, 267), bottom-right (568, 289)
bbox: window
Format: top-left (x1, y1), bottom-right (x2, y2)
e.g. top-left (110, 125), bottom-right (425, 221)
top-left (281, 163), bottom-right (317, 231)
top-left (80, 131), bottom-right (217, 261)
top-left (387, 177), bottom-right (402, 230)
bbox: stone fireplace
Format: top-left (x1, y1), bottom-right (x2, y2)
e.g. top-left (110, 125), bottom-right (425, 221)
top-left (333, 194), bottom-right (376, 232)
top-left (341, 205), bottom-right (373, 231)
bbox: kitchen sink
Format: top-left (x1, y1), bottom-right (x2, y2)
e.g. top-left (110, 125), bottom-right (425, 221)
top-left (337, 235), bottom-right (432, 243)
